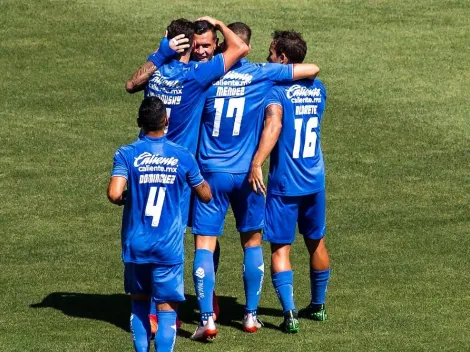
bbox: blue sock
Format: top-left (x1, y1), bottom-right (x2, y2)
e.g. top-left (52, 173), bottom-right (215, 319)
top-left (193, 249), bottom-right (215, 318)
top-left (310, 268), bottom-right (330, 305)
top-left (272, 270), bottom-right (295, 313)
top-left (155, 310), bottom-right (177, 352)
top-left (243, 246), bottom-right (264, 312)
top-left (213, 241), bottom-right (221, 274)
top-left (130, 300), bottom-right (151, 352)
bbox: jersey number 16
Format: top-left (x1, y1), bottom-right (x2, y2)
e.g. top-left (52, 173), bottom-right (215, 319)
top-left (293, 117), bottom-right (318, 159)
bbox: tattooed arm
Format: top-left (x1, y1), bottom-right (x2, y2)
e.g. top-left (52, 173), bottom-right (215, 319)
top-left (125, 61), bottom-right (156, 94)
top-left (248, 103), bottom-right (283, 195)
top-left (125, 34), bottom-right (190, 94)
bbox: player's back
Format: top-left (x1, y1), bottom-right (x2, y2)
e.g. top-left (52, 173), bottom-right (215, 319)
top-left (145, 55), bottom-right (225, 155)
top-left (198, 59), bottom-right (293, 173)
top-left (267, 79), bottom-right (327, 196)
top-left (115, 135), bottom-right (199, 264)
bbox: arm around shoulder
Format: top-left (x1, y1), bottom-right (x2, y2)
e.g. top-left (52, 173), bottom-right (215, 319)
top-left (292, 63), bottom-right (320, 80)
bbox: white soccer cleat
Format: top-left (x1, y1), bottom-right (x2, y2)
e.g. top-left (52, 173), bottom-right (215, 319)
top-left (190, 316), bottom-right (217, 341)
top-left (242, 312), bottom-right (264, 333)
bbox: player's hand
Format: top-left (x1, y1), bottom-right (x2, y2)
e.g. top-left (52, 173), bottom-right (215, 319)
top-left (169, 34), bottom-right (190, 53)
top-left (197, 16), bottom-right (218, 28)
top-left (249, 165), bottom-right (266, 196)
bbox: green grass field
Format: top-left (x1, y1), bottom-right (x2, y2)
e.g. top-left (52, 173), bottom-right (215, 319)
top-left (1, 0), bottom-right (469, 351)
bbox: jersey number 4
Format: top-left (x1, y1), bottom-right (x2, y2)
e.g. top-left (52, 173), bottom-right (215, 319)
top-left (145, 186), bottom-right (166, 227)
top-left (212, 97), bottom-right (245, 137)
top-left (293, 117), bottom-right (318, 159)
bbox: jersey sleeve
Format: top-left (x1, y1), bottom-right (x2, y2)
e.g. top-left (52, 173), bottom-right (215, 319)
top-left (192, 54), bottom-right (226, 87)
top-left (185, 152), bottom-right (204, 188)
top-left (111, 148), bottom-right (129, 179)
top-left (262, 63), bottom-right (293, 83)
top-left (264, 87), bottom-right (284, 108)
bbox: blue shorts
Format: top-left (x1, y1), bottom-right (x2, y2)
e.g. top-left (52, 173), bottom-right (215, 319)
top-left (192, 172), bottom-right (265, 236)
top-left (124, 263), bottom-right (185, 303)
top-left (264, 189), bottom-right (326, 244)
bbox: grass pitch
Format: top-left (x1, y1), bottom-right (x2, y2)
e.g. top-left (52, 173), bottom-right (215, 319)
top-left (1, 0), bottom-right (469, 351)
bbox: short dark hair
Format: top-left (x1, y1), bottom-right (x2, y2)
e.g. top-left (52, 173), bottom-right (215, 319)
top-left (271, 30), bottom-right (307, 63)
top-left (228, 22), bottom-right (251, 45)
top-left (137, 97), bottom-right (167, 132)
top-left (194, 20), bottom-right (217, 39)
top-left (167, 18), bottom-right (195, 54)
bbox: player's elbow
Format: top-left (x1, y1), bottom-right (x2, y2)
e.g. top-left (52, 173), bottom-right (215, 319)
top-left (312, 65), bottom-right (320, 78)
top-left (125, 80), bottom-right (136, 94)
top-left (107, 188), bottom-right (122, 205)
top-left (272, 120), bottom-right (282, 133)
top-left (307, 64), bottom-right (320, 79)
top-left (239, 42), bottom-right (250, 57)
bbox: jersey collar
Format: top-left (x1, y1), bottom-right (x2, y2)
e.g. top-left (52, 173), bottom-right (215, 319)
top-left (142, 135), bottom-right (166, 142)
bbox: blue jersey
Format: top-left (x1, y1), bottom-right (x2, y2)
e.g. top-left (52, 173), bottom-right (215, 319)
top-left (197, 59), bottom-right (294, 173)
top-left (112, 135), bottom-right (204, 265)
top-left (266, 79), bottom-right (327, 196)
top-left (145, 54), bottom-right (225, 155)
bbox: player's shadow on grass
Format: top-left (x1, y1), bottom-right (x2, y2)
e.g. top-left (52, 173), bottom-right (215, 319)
top-left (30, 292), bottom-right (282, 336)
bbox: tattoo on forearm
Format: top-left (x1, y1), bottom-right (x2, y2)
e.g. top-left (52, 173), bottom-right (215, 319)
top-left (129, 61), bottom-right (156, 89)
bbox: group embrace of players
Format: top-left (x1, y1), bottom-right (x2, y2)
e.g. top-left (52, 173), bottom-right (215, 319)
top-left (107, 16), bottom-right (330, 352)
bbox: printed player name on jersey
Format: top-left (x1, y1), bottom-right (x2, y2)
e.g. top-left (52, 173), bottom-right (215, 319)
top-left (213, 71), bottom-right (253, 87)
top-left (296, 104), bottom-right (318, 115)
top-left (216, 86), bottom-right (245, 97)
top-left (147, 91), bottom-right (182, 105)
top-left (139, 173), bottom-right (176, 184)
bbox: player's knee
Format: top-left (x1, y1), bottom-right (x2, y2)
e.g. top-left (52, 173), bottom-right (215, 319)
top-left (194, 235), bottom-right (218, 252)
top-left (240, 230), bottom-right (262, 248)
top-left (270, 244), bottom-right (291, 272)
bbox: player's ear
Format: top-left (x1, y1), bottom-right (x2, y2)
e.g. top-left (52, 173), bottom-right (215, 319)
top-left (280, 53), bottom-right (288, 64)
top-left (164, 116), bottom-right (169, 127)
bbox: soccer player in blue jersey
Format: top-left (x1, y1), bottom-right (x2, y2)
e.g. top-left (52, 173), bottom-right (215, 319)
top-left (190, 23), bottom-right (321, 339)
top-left (107, 96), bottom-right (212, 352)
top-left (249, 31), bottom-right (331, 333)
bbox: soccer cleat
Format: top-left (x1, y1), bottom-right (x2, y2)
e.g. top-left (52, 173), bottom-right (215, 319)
top-left (190, 316), bottom-right (217, 341)
top-left (242, 312), bottom-right (264, 333)
top-left (298, 303), bottom-right (328, 321)
top-left (213, 291), bottom-right (220, 321)
top-left (280, 310), bottom-right (299, 334)
top-left (150, 314), bottom-right (157, 338)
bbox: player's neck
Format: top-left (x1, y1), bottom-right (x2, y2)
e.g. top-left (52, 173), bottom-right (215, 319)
top-left (177, 52), bottom-right (191, 64)
top-left (144, 130), bottom-right (165, 138)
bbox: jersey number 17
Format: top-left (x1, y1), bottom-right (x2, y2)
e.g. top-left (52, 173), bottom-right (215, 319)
top-left (212, 97), bottom-right (245, 137)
